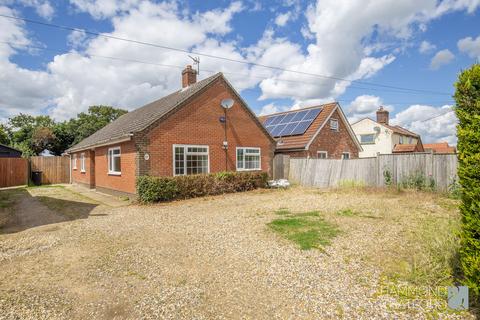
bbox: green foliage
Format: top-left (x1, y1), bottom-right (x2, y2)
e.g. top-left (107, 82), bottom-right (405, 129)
top-left (399, 171), bottom-right (436, 192)
top-left (448, 178), bottom-right (463, 199)
top-left (383, 168), bottom-right (393, 186)
top-left (0, 125), bottom-right (9, 145)
top-left (454, 63), bottom-right (480, 300)
top-left (69, 106), bottom-right (127, 146)
top-left (268, 212), bottom-right (339, 250)
top-left (3, 106), bottom-right (127, 156)
top-left (136, 172), bottom-right (269, 203)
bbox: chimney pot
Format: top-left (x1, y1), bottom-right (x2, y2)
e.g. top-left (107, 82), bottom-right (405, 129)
top-left (376, 106), bottom-right (389, 125)
top-left (182, 65), bottom-right (197, 88)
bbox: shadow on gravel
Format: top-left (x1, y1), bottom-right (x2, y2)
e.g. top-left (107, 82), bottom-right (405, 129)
top-left (0, 189), bottom-right (98, 234)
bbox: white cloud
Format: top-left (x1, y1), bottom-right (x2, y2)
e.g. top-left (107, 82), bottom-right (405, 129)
top-left (68, 0), bottom-right (139, 19)
top-left (274, 12), bottom-right (291, 27)
top-left (346, 95), bottom-right (394, 123)
top-left (430, 49), bottom-right (454, 69)
top-left (0, 0), bottom-right (54, 19)
top-left (391, 104), bottom-right (457, 145)
top-left (458, 35), bottom-right (480, 58)
top-left (419, 40), bottom-right (436, 54)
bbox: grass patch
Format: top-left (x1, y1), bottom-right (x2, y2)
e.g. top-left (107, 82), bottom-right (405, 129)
top-left (275, 208), bottom-right (291, 215)
top-left (268, 212), bottom-right (340, 250)
top-left (336, 209), bottom-right (358, 217)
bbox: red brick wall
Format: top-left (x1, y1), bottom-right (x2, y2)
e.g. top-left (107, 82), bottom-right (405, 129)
top-left (307, 109), bottom-right (359, 159)
top-left (71, 150), bottom-right (95, 187)
top-left (94, 141), bottom-right (137, 194)
top-left (276, 109), bottom-right (359, 159)
top-left (141, 79), bottom-right (274, 177)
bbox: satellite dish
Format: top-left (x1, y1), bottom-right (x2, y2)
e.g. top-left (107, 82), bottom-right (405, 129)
top-left (221, 98), bottom-right (234, 109)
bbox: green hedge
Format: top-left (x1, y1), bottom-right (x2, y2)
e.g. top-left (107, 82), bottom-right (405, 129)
top-left (454, 63), bottom-right (480, 301)
top-left (136, 171), bottom-right (269, 203)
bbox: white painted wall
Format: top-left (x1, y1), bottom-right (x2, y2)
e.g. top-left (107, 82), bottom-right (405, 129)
top-left (351, 119), bottom-right (393, 158)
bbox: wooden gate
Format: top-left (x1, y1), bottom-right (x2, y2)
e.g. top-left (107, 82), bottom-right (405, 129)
top-left (0, 158), bottom-right (28, 188)
top-left (30, 156), bottom-right (70, 184)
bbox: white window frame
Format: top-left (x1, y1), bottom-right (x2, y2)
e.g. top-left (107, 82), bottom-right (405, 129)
top-left (72, 154), bottom-right (77, 170)
top-left (173, 144), bottom-right (210, 176)
top-left (80, 153), bottom-right (86, 173)
top-left (360, 134), bottom-right (375, 144)
top-left (330, 119), bottom-right (339, 131)
top-left (317, 151), bottom-right (328, 159)
top-left (108, 147), bottom-right (121, 175)
top-left (342, 152), bottom-right (350, 160)
top-left (399, 136), bottom-right (404, 144)
top-left (236, 147), bottom-right (261, 171)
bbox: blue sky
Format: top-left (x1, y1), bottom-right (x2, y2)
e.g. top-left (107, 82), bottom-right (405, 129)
top-left (1, 0), bottom-right (480, 144)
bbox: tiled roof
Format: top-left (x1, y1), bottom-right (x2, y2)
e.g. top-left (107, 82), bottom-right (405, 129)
top-left (384, 124), bottom-right (419, 137)
top-left (67, 73), bottom-right (223, 152)
top-left (392, 144), bottom-right (417, 152)
top-left (424, 142), bottom-right (456, 154)
top-left (258, 103), bottom-right (339, 150)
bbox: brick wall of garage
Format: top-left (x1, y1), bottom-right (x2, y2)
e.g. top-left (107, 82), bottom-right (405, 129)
top-left (138, 79), bottom-right (275, 177)
top-left (94, 140), bottom-right (137, 195)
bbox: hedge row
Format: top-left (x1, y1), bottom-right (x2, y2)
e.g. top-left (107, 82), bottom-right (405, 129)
top-left (454, 63), bottom-right (480, 301)
top-left (136, 171), bottom-right (269, 203)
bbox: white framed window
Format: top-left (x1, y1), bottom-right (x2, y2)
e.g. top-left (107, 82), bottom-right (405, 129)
top-left (80, 153), bottom-right (86, 172)
top-left (236, 147), bottom-right (261, 171)
top-left (360, 134), bottom-right (375, 144)
top-left (342, 152), bottom-right (350, 160)
top-left (399, 136), bottom-right (404, 144)
top-left (173, 145), bottom-right (209, 176)
top-left (108, 147), bottom-right (121, 175)
top-left (408, 137), bottom-right (413, 144)
top-left (330, 119), bottom-right (339, 131)
top-left (317, 151), bottom-right (328, 159)
top-left (72, 154), bottom-right (77, 170)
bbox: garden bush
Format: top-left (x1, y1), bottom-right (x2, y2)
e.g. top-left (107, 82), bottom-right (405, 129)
top-left (454, 63), bottom-right (480, 301)
top-left (137, 171), bottom-right (268, 203)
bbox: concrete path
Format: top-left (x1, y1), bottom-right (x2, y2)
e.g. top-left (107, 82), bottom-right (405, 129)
top-left (64, 184), bottom-right (131, 207)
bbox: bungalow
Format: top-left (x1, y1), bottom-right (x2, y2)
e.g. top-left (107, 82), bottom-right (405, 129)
top-left (258, 103), bottom-right (362, 159)
top-left (66, 66), bottom-right (275, 197)
top-left (351, 107), bottom-right (424, 158)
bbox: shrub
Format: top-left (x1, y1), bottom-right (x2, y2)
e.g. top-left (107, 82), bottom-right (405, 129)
top-left (399, 171), bottom-right (436, 192)
top-left (454, 63), bottom-right (480, 300)
top-left (136, 171), bottom-right (268, 203)
top-left (383, 168), bottom-right (393, 186)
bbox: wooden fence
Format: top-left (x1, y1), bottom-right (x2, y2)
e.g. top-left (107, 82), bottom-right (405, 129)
top-left (275, 153), bottom-right (458, 192)
top-left (0, 158), bottom-right (28, 188)
top-left (30, 156), bottom-right (70, 185)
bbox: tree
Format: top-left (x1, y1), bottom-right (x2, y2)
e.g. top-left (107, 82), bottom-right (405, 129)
top-left (31, 127), bottom-right (56, 154)
top-left (454, 63), bottom-right (480, 300)
top-left (7, 114), bottom-right (55, 156)
top-left (70, 106), bottom-right (127, 145)
top-left (0, 124), bottom-right (9, 145)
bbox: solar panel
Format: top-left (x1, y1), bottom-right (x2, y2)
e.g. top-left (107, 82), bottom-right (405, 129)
top-left (263, 107), bottom-right (322, 137)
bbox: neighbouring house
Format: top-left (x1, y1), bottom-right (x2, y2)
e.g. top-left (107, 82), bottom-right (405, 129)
top-left (258, 103), bottom-right (362, 159)
top-left (424, 142), bottom-right (456, 154)
top-left (66, 66), bottom-right (275, 197)
top-left (0, 144), bottom-right (22, 158)
top-left (351, 107), bottom-right (424, 158)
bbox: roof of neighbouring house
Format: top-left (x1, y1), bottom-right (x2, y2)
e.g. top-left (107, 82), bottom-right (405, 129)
top-left (392, 139), bottom-right (425, 153)
top-left (352, 118), bottom-right (420, 138)
top-left (424, 142), bottom-right (456, 154)
top-left (258, 102), bottom-right (361, 151)
top-left (0, 143), bottom-right (22, 153)
top-left (67, 73), bottom-right (273, 153)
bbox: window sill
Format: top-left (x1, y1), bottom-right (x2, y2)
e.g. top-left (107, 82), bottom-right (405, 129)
top-left (80, 170), bottom-right (86, 174)
top-left (108, 172), bottom-right (121, 176)
top-left (236, 168), bottom-right (261, 172)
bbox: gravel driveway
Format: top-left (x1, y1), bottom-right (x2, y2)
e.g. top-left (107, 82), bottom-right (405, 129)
top-left (0, 186), bottom-right (474, 319)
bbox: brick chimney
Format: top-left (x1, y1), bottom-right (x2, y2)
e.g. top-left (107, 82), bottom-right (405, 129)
top-left (182, 65), bottom-right (197, 88)
top-left (376, 106), bottom-right (389, 125)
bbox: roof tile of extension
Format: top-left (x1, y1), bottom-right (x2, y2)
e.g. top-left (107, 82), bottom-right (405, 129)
top-left (258, 102), bottom-right (340, 150)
